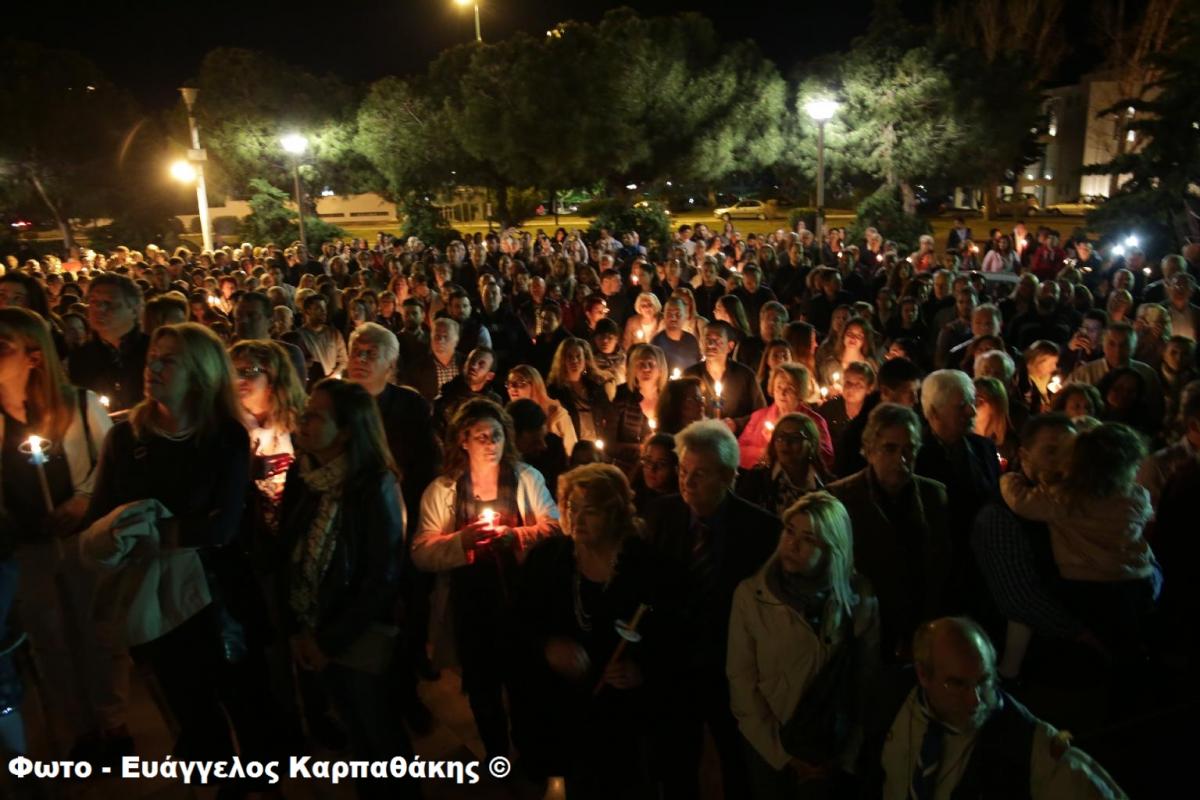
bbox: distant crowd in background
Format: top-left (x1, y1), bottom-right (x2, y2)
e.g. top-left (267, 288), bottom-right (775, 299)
top-left (2, 216), bottom-right (1198, 798)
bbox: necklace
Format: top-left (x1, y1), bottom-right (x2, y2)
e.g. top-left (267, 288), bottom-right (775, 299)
top-left (572, 546), bottom-right (618, 633)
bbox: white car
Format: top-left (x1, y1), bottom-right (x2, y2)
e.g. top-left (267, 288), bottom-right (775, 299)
top-left (715, 199), bottom-right (777, 220)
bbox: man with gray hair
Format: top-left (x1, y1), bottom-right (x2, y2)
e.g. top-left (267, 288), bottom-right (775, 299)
top-left (917, 370), bottom-right (1001, 613)
top-left (882, 617), bottom-right (1125, 800)
top-left (646, 419), bottom-right (781, 800)
top-left (829, 403), bottom-right (951, 662)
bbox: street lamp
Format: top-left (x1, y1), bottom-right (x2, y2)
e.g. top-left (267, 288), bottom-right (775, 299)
top-left (178, 87), bottom-right (214, 253)
top-left (169, 160), bottom-right (197, 183)
top-left (805, 98), bottom-right (839, 243)
top-left (280, 132), bottom-right (309, 252)
top-left (455, 0), bottom-right (482, 43)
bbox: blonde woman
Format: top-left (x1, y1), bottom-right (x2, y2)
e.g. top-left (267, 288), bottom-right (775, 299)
top-left (607, 343), bottom-right (668, 475)
top-left (82, 323), bottom-right (276, 775)
top-left (506, 363), bottom-right (578, 456)
top-left (0, 307), bottom-right (118, 757)
top-left (230, 339), bottom-right (307, 541)
top-left (547, 338), bottom-right (615, 445)
top-left (622, 292), bottom-right (662, 351)
top-left (728, 491), bottom-right (879, 797)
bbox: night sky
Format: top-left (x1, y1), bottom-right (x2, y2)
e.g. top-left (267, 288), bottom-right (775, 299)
top-left (12, 0), bottom-right (1105, 109)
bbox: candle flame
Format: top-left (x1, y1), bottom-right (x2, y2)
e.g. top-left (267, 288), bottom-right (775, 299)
top-left (595, 439), bottom-right (605, 451)
top-left (1048, 375), bottom-right (1062, 394)
top-left (831, 371), bottom-right (841, 384)
top-left (480, 507), bottom-right (496, 527)
top-left (713, 380), bottom-right (723, 397)
top-left (648, 417), bottom-right (658, 431)
top-left (27, 435), bottom-right (42, 450)
top-left (636, 329), bottom-right (644, 340)
top-left (820, 386), bottom-right (829, 398)
top-left (671, 368), bottom-right (682, 380)
top-left (99, 395), bottom-right (111, 409)
top-left (764, 420), bottom-right (775, 435)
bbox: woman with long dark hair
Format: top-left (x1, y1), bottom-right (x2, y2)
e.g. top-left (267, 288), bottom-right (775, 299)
top-left (279, 378), bottom-right (414, 794)
top-left (412, 398), bottom-right (560, 760)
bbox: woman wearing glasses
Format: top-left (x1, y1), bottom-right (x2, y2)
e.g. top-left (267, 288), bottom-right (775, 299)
top-left (727, 491), bottom-right (879, 799)
top-left (510, 463), bottom-right (661, 798)
top-left (505, 364), bottom-right (578, 457)
top-left (631, 433), bottom-right (679, 517)
top-left (412, 398), bottom-right (560, 762)
top-left (737, 413), bottom-right (825, 517)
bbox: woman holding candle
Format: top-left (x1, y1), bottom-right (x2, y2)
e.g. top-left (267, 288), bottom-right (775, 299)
top-left (81, 322), bottom-right (276, 770)
top-left (547, 337), bottom-right (615, 447)
top-left (974, 377), bottom-right (1020, 474)
top-left (1020, 340), bottom-right (1061, 416)
top-left (622, 292), bottom-right (662, 352)
top-left (278, 378), bottom-right (414, 792)
top-left (412, 398), bottom-right (560, 761)
top-left (739, 364), bottom-right (835, 472)
top-left (509, 463), bottom-right (661, 797)
top-left (631, 433), bottom-right (679, 516)
top-left (607, 344), bottom-right (668, 477)
top-left (817, 362), bottom-right (875, 448)
top-left (505, 364), bottom-right (578, 457)
top-left (818, 317), bottom-right (880, 392)
top-left (0, 306), bottom-right (124, 759)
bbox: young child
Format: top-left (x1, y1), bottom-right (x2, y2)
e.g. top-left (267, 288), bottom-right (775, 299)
top-left (1001, 422), bottom-right (1156, 655)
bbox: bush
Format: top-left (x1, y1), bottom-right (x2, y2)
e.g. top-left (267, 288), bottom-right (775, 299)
top-left (239, 178), bottom-right (345, 248)
top-left (848, 186), bottom-right (931, 251)
top-left (587, 201), bottom-right (672, 258)
top-left (399, 194), bottom-right (459, 249)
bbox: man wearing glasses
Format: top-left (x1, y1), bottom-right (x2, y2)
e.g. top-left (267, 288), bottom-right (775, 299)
top-left (882, 617), bottom-right (1124, 800)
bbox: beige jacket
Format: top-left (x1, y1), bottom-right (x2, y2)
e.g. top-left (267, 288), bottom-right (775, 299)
top-left (727, 558), bottom-right (880, 770)
top-left (1000, 474), bottom-right (1155, 582)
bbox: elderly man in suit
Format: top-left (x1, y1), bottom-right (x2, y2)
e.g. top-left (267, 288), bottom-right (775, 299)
top-left (645, 420), bottom-right (781, 800)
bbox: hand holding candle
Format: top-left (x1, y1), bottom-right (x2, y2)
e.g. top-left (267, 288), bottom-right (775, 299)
top-left (20, 435), bottom-right (55, 512)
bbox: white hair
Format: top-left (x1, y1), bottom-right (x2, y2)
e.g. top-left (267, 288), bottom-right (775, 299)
top-left (349, 322), bottom-right (399, 366)
top-left (973, 349), bottom-right (1015, 383)
top-left (921, 369), bottom-right (976, 419)
top-left (676, 419), bottom-right (740, 474)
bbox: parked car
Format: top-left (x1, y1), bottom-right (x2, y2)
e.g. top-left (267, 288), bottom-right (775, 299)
top-left (989, 193), bottom-right (1042, 217)
top-left (1043, 195), bottom-right (1105, 216)
top-left (714, 199), bottom-right (778, 220)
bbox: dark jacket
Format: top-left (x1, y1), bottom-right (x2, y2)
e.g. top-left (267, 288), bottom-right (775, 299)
top-left (432, 375), bottom-right (503, 436)
top-left (68, 329), bottom-right (150, 412)
top-left (606, 385), bottom-right (652, 476)
top-left (548, 379), bottom-right (614, 445)
top-left (827, 468), bottom-right (951, 662)
top-left (375, 383), bottom-right (441, 536)
top-left (684, 359), bottom-right (766, 435)
top-left (278, 466), bottom-right (405, 657)
top-left (644, 492), bottom-right (780, 675)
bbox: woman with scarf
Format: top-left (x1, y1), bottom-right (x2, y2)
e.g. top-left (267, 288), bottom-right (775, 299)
top-left (412, 398), bottom-right (560, 761)
top-left (727, 491), bottom-right (880, 799)
top-left (279, 378), bottom-right (412, 796)
top-left (736, 413), bottom-right (825, 517)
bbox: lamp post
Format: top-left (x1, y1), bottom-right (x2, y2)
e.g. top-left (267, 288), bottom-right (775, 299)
top-left (455, 0), bottom-right (482, 43)
top-left (178, 87), bottom-right (213, 253)
top-left (804, 98), bottom-right (838, 244)
top-left (280, 133), bottom-right (309, 252)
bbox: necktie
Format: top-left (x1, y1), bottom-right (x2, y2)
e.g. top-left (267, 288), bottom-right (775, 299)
top-left (689, 520), bottom-right (717, 591)
top-left (909, 717), bottom-right (945, 800)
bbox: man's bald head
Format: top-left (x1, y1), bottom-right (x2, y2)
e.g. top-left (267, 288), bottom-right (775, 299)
top-left (913, 617), bottom-right (998, 730)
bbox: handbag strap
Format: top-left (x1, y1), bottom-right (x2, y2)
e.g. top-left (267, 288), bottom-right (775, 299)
top-left (78, 387), bottom-right (96, 469)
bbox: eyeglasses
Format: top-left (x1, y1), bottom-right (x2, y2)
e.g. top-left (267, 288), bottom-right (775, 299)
top-left (506, 379), bottom-right (530, 390)
top-left (236, 366), bottom-right (267, 379)
top-left (941, 674), bottom-right (997, 699)
top-left (641, 458), bottom-right (674, 471)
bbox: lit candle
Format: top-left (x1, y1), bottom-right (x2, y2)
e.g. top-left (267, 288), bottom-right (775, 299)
top-left (206, 294), bottom-right (219, 307)
top-left (820, 386), bottom-right (829, 399)
top-left (764, 420), bottom-right (775, 438)
top-left (876, 253), bottom-right (883, 263)
top-left (595, 439), bottom-right (605, 453)
top-left (631, 274), bottom-right (639, 285)
top-left (1143, 267), bottom-right (1151, 276)
top-left (1047, 375), bottom-right (1063, 394)
top-left (479, 507), bottom-right (497, 529)
top-left (671, 368), bottom-right (682, 380)
top-left (21, 435), bottom-right (55, 512)
top-left (831, 371), bottom-right (842, 385)
top-left (713, 380), bottom-right (723, 399)
top-left (648, 417), bottom-right (658, 431)
top-left (636, 329), bottom-right (644, 340)
top-left (99, 395), bottom-right (111, 410)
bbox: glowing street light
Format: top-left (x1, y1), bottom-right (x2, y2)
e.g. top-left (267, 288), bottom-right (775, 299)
top-left (280, 133), bottom-right (310, 251)
top-left (455, 0), bottom-right (482, 43)
top-left (169, 160), bottom-right (197, 183)
top-left (805, 97), bottom-right (839, 243)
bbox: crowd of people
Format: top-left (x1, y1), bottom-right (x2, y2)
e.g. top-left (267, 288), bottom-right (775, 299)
top-left (2, 217), bottom-right (1197, 798)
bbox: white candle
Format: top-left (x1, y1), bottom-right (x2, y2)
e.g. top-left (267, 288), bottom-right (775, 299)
top-left (23, 435), bottom-right (54, 512)
top-left (99, 395), bottom-right (111, 409)
top-left (1047, 375), bottom-right (1062, 394)
top-left (713, 380), bottom-right (723, 398)
top-left (479, 507), bottom-right (496, 529)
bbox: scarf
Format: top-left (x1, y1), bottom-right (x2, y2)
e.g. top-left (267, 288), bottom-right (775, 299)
top-left (289, 453), bottom-right (348, 627)
top-left (765, 557), bottom-right (832, 630)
